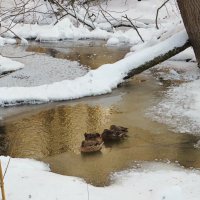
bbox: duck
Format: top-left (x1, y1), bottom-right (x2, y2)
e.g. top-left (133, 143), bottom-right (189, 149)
top-left (80, 140), bottom-right (104, 153)
top-left (101, 125), bottom-right (128, 142)
top-left (110, 125), bottom-right (128, 132)
top-left (84, 132), bottom-right (102, 143)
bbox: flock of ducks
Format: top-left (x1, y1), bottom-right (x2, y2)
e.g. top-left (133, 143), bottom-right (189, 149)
top-left (80, 125), bottom-right (128, 153)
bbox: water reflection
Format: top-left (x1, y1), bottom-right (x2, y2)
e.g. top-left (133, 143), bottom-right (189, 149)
top-left (2, 104), bottom-right (111, 158)
top-left (26, 44), bottom-right (129, 69)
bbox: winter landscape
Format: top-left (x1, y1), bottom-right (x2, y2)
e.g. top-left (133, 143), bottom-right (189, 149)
top-left (0, 0), bottom-right (200, 199)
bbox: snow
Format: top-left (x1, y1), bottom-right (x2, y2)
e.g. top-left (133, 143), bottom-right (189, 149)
top-left (1, 19), bottom-right (171, 45)
top-left (107, 37), bottom-right (120, 46)
top-left (0, 0), bottom-right (181, 45)
top-left (145, 43), bottom-right (200, 135)
top-left (0, 45), bottom-right (88, 87)
top-left (194, 140), bottom-right (200, 149)
top-left (0, 30), bottom-right (188, 106)
top-left (0, 55), bottom-right (24, 75)
top-left (1, 156), bottom-right (200, 200)
top-left (170, 47), bottom-right (196, 62)
top-left (151, 61), bottom-right (199, 82)
top-left (147, 46), bottom-right (200, 135)
top-left (0, 0), bottom-right (57, 24)
top-left (0, 37), bottom-right (16, 46)
top-left (149, 76), bottom-right (200, 135)
top-left (99, 0), bottom-right (179, 25)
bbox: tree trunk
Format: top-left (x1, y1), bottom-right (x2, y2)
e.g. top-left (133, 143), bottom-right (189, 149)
top-left (177, 0), bottom-right (200, 63)
top-left (124, 40), bottom-right (190, 79)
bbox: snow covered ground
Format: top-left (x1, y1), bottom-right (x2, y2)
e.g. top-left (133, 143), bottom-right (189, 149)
top-left (1, 156), bottom-right (200, 200)
top-left (0, 0), bottom-right (180, 42)
top-left (145, 46), bottom-right (200, 136)
top-left (148, 50), bottom-right (200, 135)
top-left (149, 75), bottom-right (200, 135)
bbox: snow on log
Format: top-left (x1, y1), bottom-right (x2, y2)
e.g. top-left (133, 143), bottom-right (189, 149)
top-left (0, 30), bottom-right (190, 106)
top-left (124, 39), bottom-right (190, 79)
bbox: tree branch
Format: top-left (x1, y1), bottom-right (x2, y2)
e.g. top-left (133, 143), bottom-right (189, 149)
top-left (156, 0), bottom-right (170, 29)
top-left (123, 14), bottom-right (144, 43)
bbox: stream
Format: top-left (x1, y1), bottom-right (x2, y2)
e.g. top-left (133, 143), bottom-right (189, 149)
top-left (0, 41), bottom-right (200, 186)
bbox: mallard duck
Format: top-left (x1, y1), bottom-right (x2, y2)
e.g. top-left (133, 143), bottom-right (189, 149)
top-left (80, 140), bottom-right (104, 153)
top-left (101, 126), bottom-right (128, 142)
top-left (84, 133), bottom-right (102, 142)
top-left (110, 125), bottom-right (128, 132)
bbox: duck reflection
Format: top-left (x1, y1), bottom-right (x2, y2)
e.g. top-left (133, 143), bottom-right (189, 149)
top-left (2, 104), bottom-right (111, 159)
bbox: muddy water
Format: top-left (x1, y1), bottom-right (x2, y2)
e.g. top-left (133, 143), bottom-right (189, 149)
top-left (1, 73), bottom-right (200, 186)
top-left (26, 41), bottom-right (129, 69)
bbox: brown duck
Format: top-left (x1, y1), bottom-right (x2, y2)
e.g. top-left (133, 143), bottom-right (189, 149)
top-left (80, 140), bottom-right (104, 153)
top-left (101, 125), bottom-right (128, 142)
top-left (84, 133), bottom-right (102, 143)
top-left (110, 125), bottom-right (128, 132)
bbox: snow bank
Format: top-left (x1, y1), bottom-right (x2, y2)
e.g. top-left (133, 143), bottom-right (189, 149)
top-left (148, 46), bottom-right (200, 135)
top-left (1, 156), bottom-right (200, 200)
top-left (0, 37), bottom-right (16, 46)
top-left (0, 0), bottom-right (181, 44)
top-left (0, 30), bottom-right (188, 106)
top-left (149, 77), bottom-right (200, 134)
top-left (0, 55), bottom-right (24, 75)
top-left (1, 18), bottom-right (166, 44)
top-left (107, 37), bottom-right (120, 46)
top-left (1, 19), bottom-right (111, 41)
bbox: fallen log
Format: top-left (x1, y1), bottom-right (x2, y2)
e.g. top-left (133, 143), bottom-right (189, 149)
top-left (124, 40), bottom-right (191, 80)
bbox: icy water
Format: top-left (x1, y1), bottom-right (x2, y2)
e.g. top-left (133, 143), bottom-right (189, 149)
top-left (0, 42), bottom-right (200, 186)
top-left (0, 40), bottom-right (129, 87)
top-left (26, 40), bottom-right (129, 69)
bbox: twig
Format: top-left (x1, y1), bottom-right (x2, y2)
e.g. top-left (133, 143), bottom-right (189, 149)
top-left (100, 10), bottom-right (113, 27)
top-left (1, 25), bottom-right (21, 39)
top-left (52, 0), bottom-right (95, 29)
top-left (0, 160), bottom-right (6, 200)
top-left (3, 158), bottom-right (11, 179)
top-left (123, 14), bottom-right (144, 43)
top-left (155, 0), bottom-right (170, 29)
